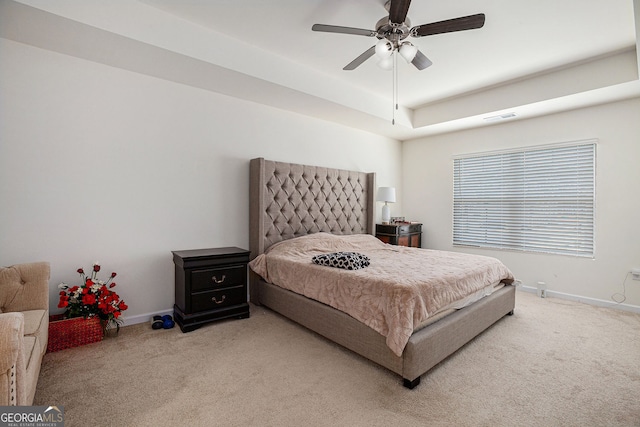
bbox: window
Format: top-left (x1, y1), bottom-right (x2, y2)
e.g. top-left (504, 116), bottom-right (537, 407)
top-left (453, 140), bottom-right (596, 257)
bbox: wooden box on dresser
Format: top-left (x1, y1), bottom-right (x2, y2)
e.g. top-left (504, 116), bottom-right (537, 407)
top-left (172, 247), bottom-right (250, 332)
top-left (375, 223), bottom-right (422, 248)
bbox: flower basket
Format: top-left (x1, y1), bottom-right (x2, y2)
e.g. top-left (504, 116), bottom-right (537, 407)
top-left (47, 314), bottom-right (103, 353)
top-left (55, 262), bottom-right (128, 348)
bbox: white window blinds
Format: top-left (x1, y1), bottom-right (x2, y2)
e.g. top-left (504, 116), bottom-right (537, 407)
top-left (453, 141), bottom-right (596, 257)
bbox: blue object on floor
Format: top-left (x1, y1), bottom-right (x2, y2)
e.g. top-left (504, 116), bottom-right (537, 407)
top-left (162, 315), bottom-right (175, 329)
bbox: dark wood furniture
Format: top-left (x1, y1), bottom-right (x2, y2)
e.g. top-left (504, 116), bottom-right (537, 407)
top-left (376, 223), bottom-right (422, 247)
top-left (173, 247), bottom-right (250, 332)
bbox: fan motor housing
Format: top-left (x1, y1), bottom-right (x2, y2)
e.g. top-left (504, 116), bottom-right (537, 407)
top-left (376, 16), bottom-right (411, 44)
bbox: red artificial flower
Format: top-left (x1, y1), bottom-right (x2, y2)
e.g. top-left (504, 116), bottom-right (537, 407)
top-left (109, 282), bottom-right (116, 288)
top-left (77, 268), bottom-right (84, 274)
top-left (58, 300), bottom-right (69, 308)
top-left (82, 294), bottom-right (96, 306)
top-left (110, 272), bottom-right (117, 278)
top-left (93, 264), bottom-right (101, 273)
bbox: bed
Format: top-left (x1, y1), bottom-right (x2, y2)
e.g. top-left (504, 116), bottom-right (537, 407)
top-left (248, 157), bottom-right (516, 388)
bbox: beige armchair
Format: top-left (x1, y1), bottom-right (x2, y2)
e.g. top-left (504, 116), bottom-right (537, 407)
top-left (0, 262), bottom-right (50, 406)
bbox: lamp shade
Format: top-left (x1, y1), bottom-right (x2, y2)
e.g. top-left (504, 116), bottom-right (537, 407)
top-left (399, 42), bottom-right (418, 63)
top-left (375, 39), bottom-right (393, 59)
top-left (377, 56), bottom-right (394, 70)
top-left (377, 187), bottom-right (396, 203)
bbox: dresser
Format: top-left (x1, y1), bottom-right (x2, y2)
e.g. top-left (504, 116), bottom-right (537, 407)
top-left (375, 223), bottom-right (422, 248)
top-left (172, 247), bottom-right (250, 332)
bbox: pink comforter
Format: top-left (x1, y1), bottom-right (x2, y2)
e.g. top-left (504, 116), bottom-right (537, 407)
top-left (249, 233), bottom-right (514, 356)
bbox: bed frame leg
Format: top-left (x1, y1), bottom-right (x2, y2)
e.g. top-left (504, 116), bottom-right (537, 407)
top-left (507, 310), bottom-right (514, 315)
top-left (403, 377), bottom-right (421, 389)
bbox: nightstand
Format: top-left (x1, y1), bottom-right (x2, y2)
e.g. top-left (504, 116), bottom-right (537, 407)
top-left (376, 223), bottom-right (422, 248)
top-left (172, 247), bottom-right (250, 332)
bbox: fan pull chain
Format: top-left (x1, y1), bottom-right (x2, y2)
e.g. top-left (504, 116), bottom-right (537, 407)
top-left (395, 51), bottom-right (398, 112)
top-left (392, 52), bottom-right (396, 125)
top-left (392, 51), bottom-right (398, 125)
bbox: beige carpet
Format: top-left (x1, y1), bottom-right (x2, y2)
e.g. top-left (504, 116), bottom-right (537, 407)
top-left (34, 290), bottom-right (640, 427)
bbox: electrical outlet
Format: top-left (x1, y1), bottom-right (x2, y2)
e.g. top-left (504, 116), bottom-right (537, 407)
top-left (632, 268), bottom-right (640, 281)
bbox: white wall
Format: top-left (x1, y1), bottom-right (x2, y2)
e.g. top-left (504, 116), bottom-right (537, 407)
top-left (0, 39), bottom-right (402, 323)
top-left (403, 98), bottom-right (640, 310)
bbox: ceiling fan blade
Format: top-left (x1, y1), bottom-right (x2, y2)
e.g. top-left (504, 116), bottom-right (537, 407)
top-left (343, 46), bottom-right (376, 70)
top-left (411, 13), bottom-right (485, 37)
top-left (312, 24), bottom-right (377, 37)
top-left (411, 49), bottom-right (433, 70)
top-left (388, 0), bottom-right (412, 25)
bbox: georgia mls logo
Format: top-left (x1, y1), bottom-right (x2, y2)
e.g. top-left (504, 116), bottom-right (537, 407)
top-left (45, 406), bottom-right (63, 417)
top-left (0, 405), bottom-right (64, 427)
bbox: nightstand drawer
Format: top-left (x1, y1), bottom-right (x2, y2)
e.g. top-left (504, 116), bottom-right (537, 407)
top-left (191, 264), bottom-right (246, 292)
top-left (375, 223), bottom-right (423, 248)
top-left (191, 286), bottom-right (246, 312)
top-left (397, 224), bottom-right (421, 234)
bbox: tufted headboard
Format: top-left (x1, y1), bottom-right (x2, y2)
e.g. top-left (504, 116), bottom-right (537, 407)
top-left (249, 157), bottom-right (375, 262)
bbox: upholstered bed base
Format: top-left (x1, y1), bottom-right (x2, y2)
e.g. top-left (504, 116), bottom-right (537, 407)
top-left (257, 278), bottom-right (515, 388)
top-left (249, 157), bottom-right (515, 388)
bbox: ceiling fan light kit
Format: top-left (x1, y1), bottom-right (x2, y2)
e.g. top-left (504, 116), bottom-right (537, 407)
top-left (399, 42), bottom-right (418, 63)
top-left (377, 56), bottom-right (394, 70)
top-left (375, 39), bottom-right (394, 59)
top-left (312, 0), bottom-right (486, 122)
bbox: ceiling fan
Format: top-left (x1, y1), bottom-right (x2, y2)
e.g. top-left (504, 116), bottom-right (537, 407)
top-left (312, 0), bottom-right (485, 71)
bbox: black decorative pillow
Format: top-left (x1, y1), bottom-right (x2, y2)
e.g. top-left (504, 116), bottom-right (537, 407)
top-left (312, 252), bottom-right (370, 270)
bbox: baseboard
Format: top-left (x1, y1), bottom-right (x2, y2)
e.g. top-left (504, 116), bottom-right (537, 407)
top-left (119, 309), bottom-right (174, 327)
top-left (120, 288), bottom-right (640, 326)
top-left (519, 286), bottom-right (640, 314)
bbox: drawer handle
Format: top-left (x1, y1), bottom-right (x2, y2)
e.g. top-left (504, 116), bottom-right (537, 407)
top-left (212, 295), bottom-right (226, 304)
top-left (211, 274), bottom-right (226, 284)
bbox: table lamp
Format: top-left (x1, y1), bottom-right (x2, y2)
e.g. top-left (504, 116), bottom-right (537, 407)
top-left (377, 187), bottom-right (396, 224)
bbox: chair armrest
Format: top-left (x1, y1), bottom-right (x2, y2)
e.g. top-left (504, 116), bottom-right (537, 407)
top-left (0, 312), bottom-right (23, 372)
top-left (0, 312), bottom-right (26, 406)
top-left (0, 262), bottom-right (50, 313)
